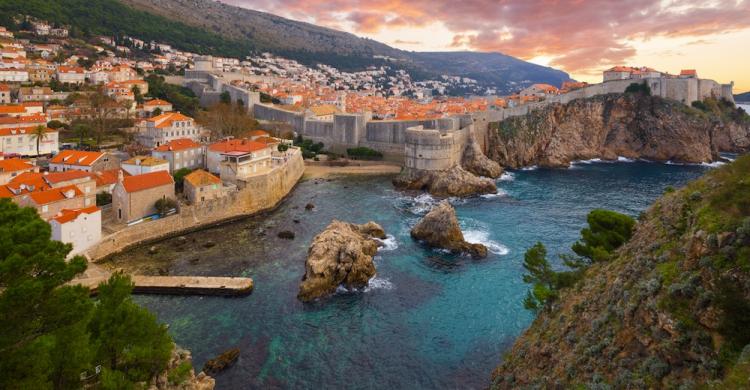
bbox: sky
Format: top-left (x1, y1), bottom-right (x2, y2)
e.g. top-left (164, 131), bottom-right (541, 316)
top-left (223, 0), bottom-right (750, 93)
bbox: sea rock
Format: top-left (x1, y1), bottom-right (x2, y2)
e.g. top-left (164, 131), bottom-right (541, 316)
top-left (202, 348), bottom-right (240, 376)
top-left (393, 165), bottom-right (497, 197)
top-left (461, 130), bottom-right (503, 178)
top-left (486, 93), bottom-right (750, 168)
top-left (305, 203), bottom-right (315, 210)
top-left (410, 200), bottom-right (487, 258)
top-left (150, 345), bottom-right (215, 390)
top-left (277, 230), bottom-right (295, 239)
top-left (298, 220), bottom-right (386, 302)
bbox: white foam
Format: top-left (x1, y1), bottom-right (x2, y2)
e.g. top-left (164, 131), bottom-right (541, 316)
top-left (480, 188), bottom-right (508, 199)
top-left (364, 276), bottom-right (394, 292)
top-left (375, 234), bottom-right (399, 251)
top-left (667, 160), bottom-right (725, 167)
top-left (463, 230), bottom-right (510, 255)
top-left (409, 193), bottom-right (437, 214)
top-left (499, 172), bottom-right (515, 181)
top-left (617, 156), bottom-right (635, 162)
top-left (520, 165), bottom-right (538, 171)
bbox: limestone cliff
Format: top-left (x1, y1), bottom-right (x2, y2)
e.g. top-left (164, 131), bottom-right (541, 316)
top-left (487, 94), bottom-right (750, 168)
top-left (298, 220), bottom-right (386, 302)
top-left (462, 131), bottom-right (504, 178)
top-left (411, 200), bottom-right (487, 258)
top-left (150, 345), bottom-right (214, 390)
top-left (492, 155), bottom-right (750, 388)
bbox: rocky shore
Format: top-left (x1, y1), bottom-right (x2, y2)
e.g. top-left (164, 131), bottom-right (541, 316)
top-left (411, 200), bottom-right (487, 258)
top-left (298, 220), bottom-right (386, 301)
top-left (486, 93), bottom-right (750, 168)
top-left (151, 345), bottom-right (215, 390)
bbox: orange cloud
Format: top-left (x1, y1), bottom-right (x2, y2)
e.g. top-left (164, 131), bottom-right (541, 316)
top-left (225, 0), bottom-right (750, 75)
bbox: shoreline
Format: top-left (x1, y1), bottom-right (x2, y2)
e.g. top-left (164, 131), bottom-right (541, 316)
top-left (302, 162), bottom-right (402, 180)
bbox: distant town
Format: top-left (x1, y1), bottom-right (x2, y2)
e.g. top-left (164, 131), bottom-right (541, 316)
top-left (0, 15), bottom-right (737, 256)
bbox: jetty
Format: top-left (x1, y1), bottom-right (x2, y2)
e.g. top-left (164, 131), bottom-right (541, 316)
top-left (74, 275), bottom-right (254, 296)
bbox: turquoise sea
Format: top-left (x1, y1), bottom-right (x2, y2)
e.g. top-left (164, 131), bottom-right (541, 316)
top-left (127, 160), bottom-right (718, 389)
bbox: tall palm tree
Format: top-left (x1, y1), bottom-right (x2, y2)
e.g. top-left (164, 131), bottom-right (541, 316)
top-left (30, 125), bottom-right (48, 157)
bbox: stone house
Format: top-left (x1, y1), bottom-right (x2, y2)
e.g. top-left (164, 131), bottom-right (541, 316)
top-left (183, 169), bottom-right (224, 204)
top-left (112, 170), bottom-right (175, 223)
top-left (121, 155), bottom-right (170, 176)
top-left (15, 184), bottom-right (85, 220)
top-left (49, 206), bottom-right (101, 256)
top-left (140, 99), bottom-right (173, 117)
top-left (55, 66), bottom-right (86, 85)
top-left (0, 125), bottom-right (59, 157)
top-left (18, 86), bottom-right (68, 103)
top-left (136, 112), bottom-right (201, 148)
top-left (152, 138), bottom-right (204, 172)
top-left (206, 139), bottom-right (271, 175)
top-left (0, 84), bottom-right (9, 104)
top-left (0, 158), bottom-right (36, 185)
top-left (49, 150), bottom-right (114, 172)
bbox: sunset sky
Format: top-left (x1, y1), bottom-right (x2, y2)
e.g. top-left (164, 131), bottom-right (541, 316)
top-left (225, 0), bottom-right (750, 93)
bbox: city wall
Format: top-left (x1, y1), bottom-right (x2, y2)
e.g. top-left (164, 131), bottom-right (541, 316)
top-left (85, 150), bottom-right (304, 261)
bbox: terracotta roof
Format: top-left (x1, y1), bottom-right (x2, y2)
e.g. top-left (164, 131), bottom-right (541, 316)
top-left (51, 205), bottom-right (99, 224)
top-left (147, 112), bottom-right (192, 128)
top-left (0, 84), bottom-right (9, 91)
top-left (247, 130), bottom-right (270, 137)
top-left (184, 169), bottom-right (220, 188)
top-left (50, 150), bottom-right (104, 167)
top-left (122, 156), bottom-right (168, 167)
top-left (121, 170), bottom-right (173, 193)
top-left (0, 105), bottom-right (26, 115)
top-left (0, 114), bottom-right (48, 126)
top-left (44, 170), bottom-right (93, 184)
top-left (208, 139), bottom-right (269, 153)
top-left (28, 184), bottom-right (82, 205)
top-left (153, 138), bottom-right (200, 152)
top-left (0, 158), bottom-right (33, 173)
top-left (0, 126), bottom-right (55, 137)
top-left (93, 169), bottom-right (128, 187)
top-left (309, 104), bottom-right (339, 117)
top-left (680, 69), bottom-right (697, 76)
top-left (144, 99), bottom-right (171, 106)
top-left (57, 66), bottom-right (84, 73)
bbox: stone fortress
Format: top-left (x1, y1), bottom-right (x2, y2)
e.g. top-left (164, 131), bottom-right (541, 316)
top-left (184, 57), bottom-right (736, 168)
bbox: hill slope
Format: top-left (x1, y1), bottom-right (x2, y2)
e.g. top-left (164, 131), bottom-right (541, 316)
top-left (492, 155), bottom-right (750, 388)
top-left (117, 0), bottom-right (570, 92)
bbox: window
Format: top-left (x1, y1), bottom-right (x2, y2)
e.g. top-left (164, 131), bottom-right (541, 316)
top-left (118, 208), bottom-right (122, 219)
top-left (42, 205), bottom-right (48, 212)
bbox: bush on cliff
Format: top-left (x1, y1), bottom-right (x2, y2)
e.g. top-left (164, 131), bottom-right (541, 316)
top-left (0, 200), bottom-right (174, 388)
top-left (522, 209), bottom-right (634, 312)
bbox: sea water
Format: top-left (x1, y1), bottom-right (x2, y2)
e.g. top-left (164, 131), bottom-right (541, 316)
top-left (123, 161), bottom-right (714, 389)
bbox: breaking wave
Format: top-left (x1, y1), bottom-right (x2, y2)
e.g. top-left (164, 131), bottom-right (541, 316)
top-left (375, 234), bottom-right (399, 251)
top-left (462, 230), bottom-right (510, 255)
top-left (499, 172), bottom-right (515, 181)
top-left (480, 189), bottom-right (508, 199)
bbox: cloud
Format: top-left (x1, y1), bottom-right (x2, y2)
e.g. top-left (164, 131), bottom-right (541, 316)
top-left (393, 39), bottom-right (422, 45)
top-left (225, 0), bottom-right (750, 75)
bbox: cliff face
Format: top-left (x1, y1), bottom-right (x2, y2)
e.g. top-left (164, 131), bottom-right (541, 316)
top-left (492, 155), bottom-right (750, 388)
top-left (487, 94), bottom-right (750, 168)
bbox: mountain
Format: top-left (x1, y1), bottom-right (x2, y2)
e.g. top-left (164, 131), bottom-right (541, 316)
top-left (0, 0), bottom-right (567, 94)
top-left (735, 92), bottom-right (750, 103)
top-left (492, 155), bottom-right (750, 388)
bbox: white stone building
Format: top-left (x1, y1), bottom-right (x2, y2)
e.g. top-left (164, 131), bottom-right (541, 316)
top-left (49, 206), bottom-right (101, 256)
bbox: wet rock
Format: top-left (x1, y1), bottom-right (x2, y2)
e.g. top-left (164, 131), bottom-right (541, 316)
top-left (152, 345), bottom-right (215, 390)
top-left (203, 241), bottom-right (216, 248)
top-left (410, 200), bottom-right (487, 259)
top-left (293, 219), bottom-right (300, 224)
top-left (393, 165), bottom-right (497, 197)
top-left (305, 203), bottom-right (315, 210)
top-left (202, 347), bottom-right (240, 376)
top-left (298, 220), bottom-right (386, 302)
top-left (278, 230), bottom-right (295, 240)
top-left (175, 236), bottom-right (188, 246)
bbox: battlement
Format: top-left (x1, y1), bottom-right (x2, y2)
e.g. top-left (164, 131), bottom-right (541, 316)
top-left (403, 125), bottom-right (467, 171)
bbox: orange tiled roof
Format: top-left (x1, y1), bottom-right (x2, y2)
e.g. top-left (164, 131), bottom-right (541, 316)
top-left (0, 105), bottom-right (26, 115)
top-left (184, 169), bottom-right (220, 188)
top-left (50, 150), bottom-right (104, 167)
top-left (51, 205), bottom-right (100, 224)
top-left (208, 139), bottom-right (269, 153)
top-left (0, 158), bottom-right (33, 173)
top-left (43, 170), bottom-right (93, 184)
top-left (122, 155), bottom-right (168, 167)
top-left (28, 184), bottom-right (82, 205)
top-left (0, 126), bottom-right (55, 137)
top-left (680, 69), bottom-right (697, 76)
top-left (147, 112), bottom-right (192, 128)
top-left (144, 99), bottom-right (171, 106)
top-left (0, 114), bottom-right (48, 126)
top-left (92, 169), bottom-right (128, 187)
top-left (153, 138), bottom-right (200, 152)
top-left (247, 130), bottom-right (270, 137)
top-left (121, 170), bottom-right (173, 193)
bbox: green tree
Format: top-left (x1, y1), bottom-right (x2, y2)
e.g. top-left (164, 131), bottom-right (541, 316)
top-left (219, 91), bottom-right (231, 105)
top-left (152, 107), bottom-right (162, 117)
top-left (569, 209), bottom-right (635, 266)
top-left (131, 85), bottom-right (144, 105)
top-left (30, 124), bottom-right (48, 156)
top-left (155, 197), bottom-right (177, 216)
top-left (88, 274), bottom-right (173, 385)
top-left (173, 167), bottom-right (193, 192)
top-left (0, 199), bottom-right (91, 388)
top-left (73, 122), bottom-right (90, 147)
top-left (522, 242), bottom-right (557, 311)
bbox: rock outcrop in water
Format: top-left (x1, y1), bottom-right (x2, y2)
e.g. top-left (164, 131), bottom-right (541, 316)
top-left (411, 200), bottom-right (487, 258)
top-left (152, 345), bottom-right (215, 390)
top-left (487, 94), bottom-right (750, 168)
top-left (392, 166), bottom-right (497, 197)
top-left (492, 155), bottom-right (750, 388)
top-left (298, 220), bottom-right (386, 301)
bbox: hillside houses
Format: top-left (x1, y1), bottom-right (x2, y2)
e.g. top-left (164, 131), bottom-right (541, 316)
top-left (113, 170), bottom-right (175, 223)
top-left (152, 138), bottom-right (203, 172)
top-left (136, 112), bottom-right (201, 148)
top-left (49, 150), bottom-right (116, 172)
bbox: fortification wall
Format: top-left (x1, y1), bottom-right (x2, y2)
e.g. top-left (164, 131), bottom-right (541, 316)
top-left (403, 126), bottom-right (463, 171)
top-left (254, 104), bottom-right (305, 131)
top-left (85, 151), bottom-right (304, 261)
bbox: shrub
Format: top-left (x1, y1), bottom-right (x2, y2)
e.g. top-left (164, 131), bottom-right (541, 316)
top-left (347, 146), bottom-right (383, 160)
top-left (277, 143), bottom-right (289, 152)
top-left (172, 168), bottom-right (193, 192)
top-left (167, 361), bottom-right (192, 385)
top-left (625, 82), bottom-right (651, 95)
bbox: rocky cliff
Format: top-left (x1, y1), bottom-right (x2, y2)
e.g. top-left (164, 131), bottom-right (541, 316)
top-left (487, 94), bottom-right (750, 168)
top-left (492, 155), bottom-right (750, 388)
top-left (298, 221), bottom-right (386, 302)
top-left (150, 345), bottom-right (214, 390)
top-left (411, 200), bottom-right (487, 258)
